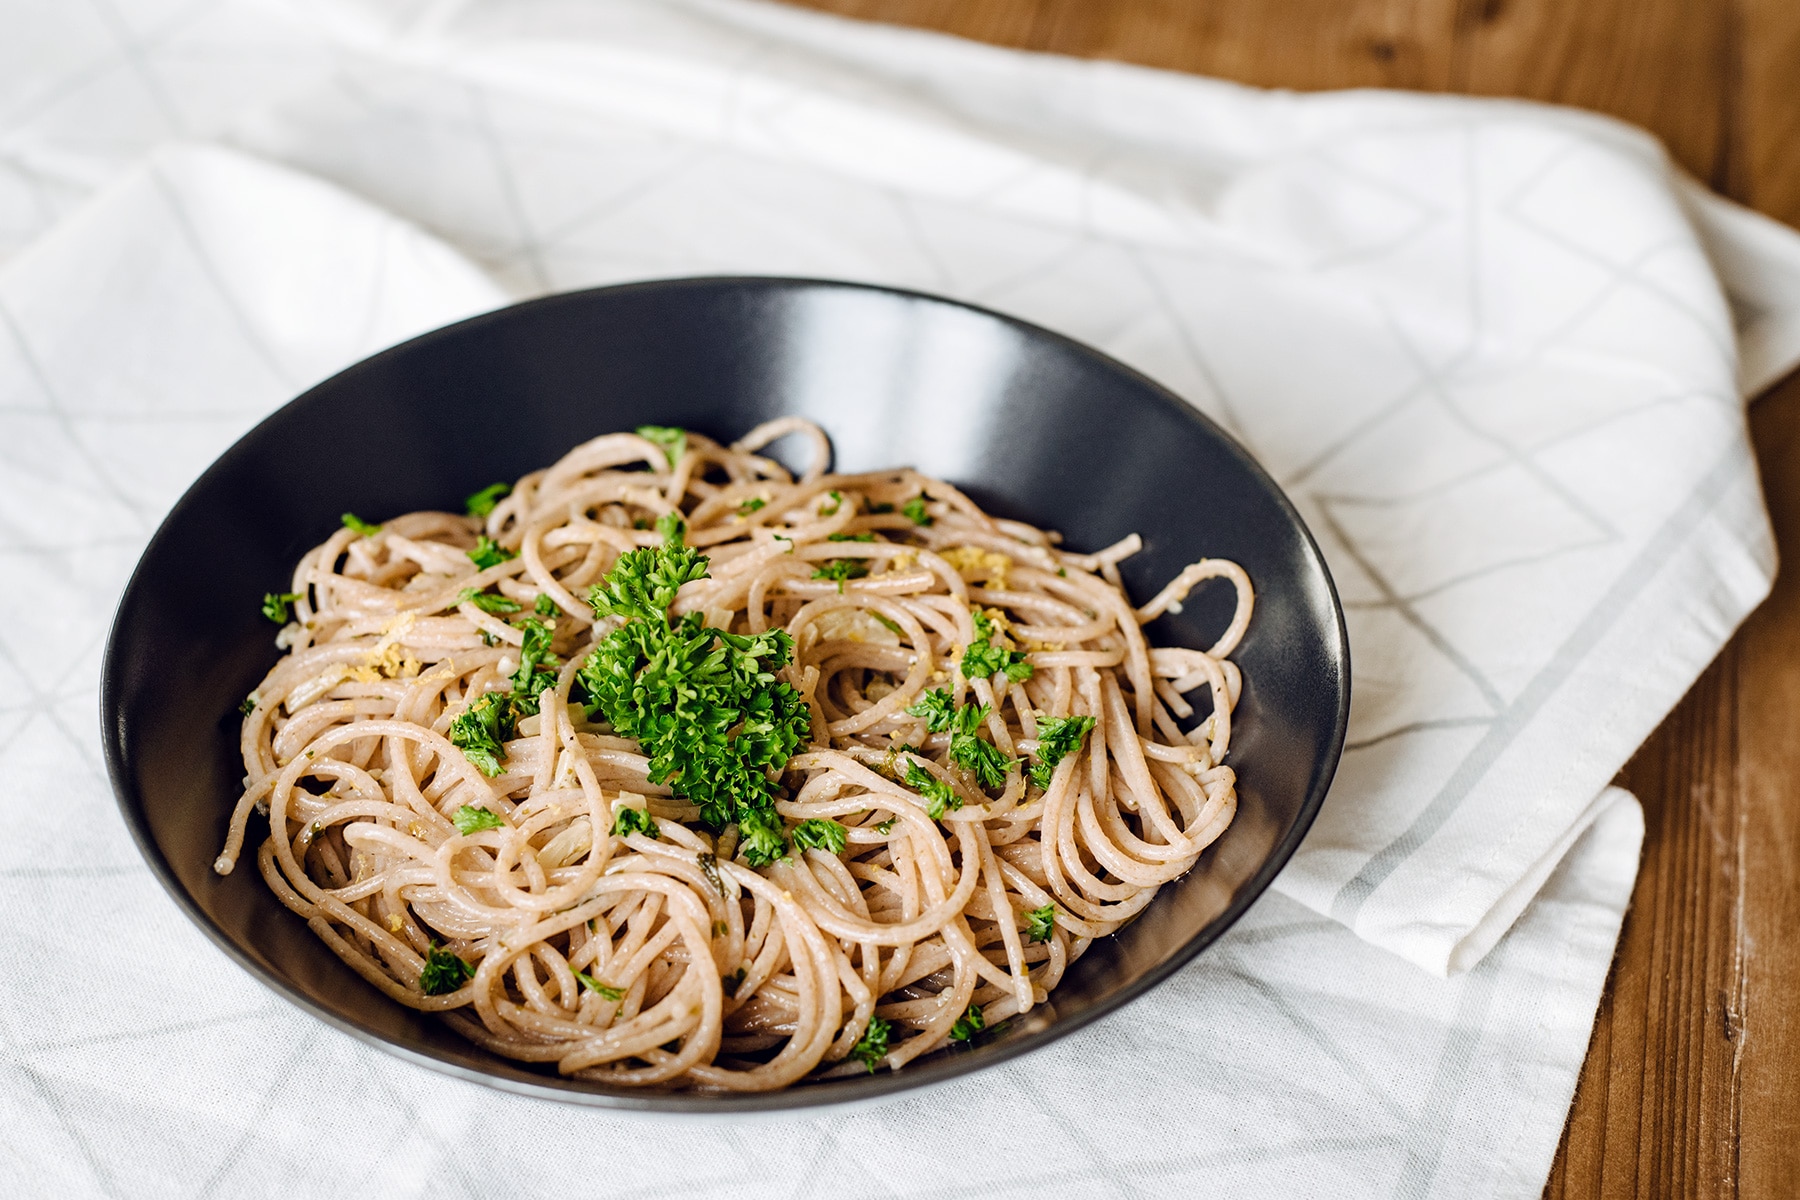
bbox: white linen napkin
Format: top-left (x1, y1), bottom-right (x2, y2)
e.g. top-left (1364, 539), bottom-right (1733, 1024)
top-left (5, 0), bottom-right (1800, 1195)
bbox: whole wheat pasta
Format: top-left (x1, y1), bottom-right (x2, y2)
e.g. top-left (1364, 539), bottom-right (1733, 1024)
top-left (216, 419), bottom-right (1252, 1088)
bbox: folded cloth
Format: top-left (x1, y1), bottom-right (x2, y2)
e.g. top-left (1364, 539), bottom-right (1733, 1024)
top-left (3, 0), bottom-right (1800, 1195)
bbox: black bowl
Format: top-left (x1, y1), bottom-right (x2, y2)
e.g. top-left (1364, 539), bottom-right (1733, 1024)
top-left (102, 277), bottom-right (1348, 1112)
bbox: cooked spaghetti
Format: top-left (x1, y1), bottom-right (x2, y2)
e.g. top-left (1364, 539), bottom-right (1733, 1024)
top-left (215, 418), bottom-right (1251, 1089)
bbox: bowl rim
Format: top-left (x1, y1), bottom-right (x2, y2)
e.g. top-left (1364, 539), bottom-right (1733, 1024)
top-left (101, 274), bottom-right (1350, 1113)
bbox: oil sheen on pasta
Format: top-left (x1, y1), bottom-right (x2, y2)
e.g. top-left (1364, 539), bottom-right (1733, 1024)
top-left (215, 418), bottom-right (1252, 1090)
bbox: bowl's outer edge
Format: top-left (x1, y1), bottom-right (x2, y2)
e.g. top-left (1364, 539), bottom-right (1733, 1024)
top-left (100, 274), bottom-right (1351, 1114)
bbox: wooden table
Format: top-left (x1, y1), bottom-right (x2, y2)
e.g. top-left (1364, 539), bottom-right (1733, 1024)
top-left (777, 3), bottom-right (1800, 1193)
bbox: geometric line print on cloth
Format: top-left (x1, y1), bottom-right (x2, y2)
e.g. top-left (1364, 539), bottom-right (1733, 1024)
top-left (10, 0), bottom-right (1800, 1196)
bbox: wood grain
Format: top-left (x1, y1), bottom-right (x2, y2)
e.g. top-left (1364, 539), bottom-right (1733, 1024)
top-left (778, 3), bottom-right (1800, 1194)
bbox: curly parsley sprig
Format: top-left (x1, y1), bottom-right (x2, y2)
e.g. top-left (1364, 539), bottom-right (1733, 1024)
top-left (577, 522), bottom-right (811, 866)
top-left (902, 690), bottom-right (1017, 794)
top-left (1028, 714), bottom-right (1096, 790)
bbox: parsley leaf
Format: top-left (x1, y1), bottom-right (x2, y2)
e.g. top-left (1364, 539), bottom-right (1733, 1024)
top-left (1025, 903), bottom-right (1056, 944)
top-left (534, 592), bottom-right (559, 616)
top-left (261, 591), bottom-right (302, 623)
top-left (904, 760), bottom-right (960, 820)
top-left (657, 511), bottom-right (686, 546)
top-left (735, 807), bottom-right (790, 868)
top-left (948, 702), bottom-right (1014, 790)
top-left (586, 540), bottom-right (707, 623)
top-left (419, 942), bottom-right (474, 995)
top-left (456, 586), bottom-right (521, 614)
top-left (871, 612), bottom-right (903, 636)
top-left (827, 531), bottom-right (874, 543)
top-left (873, 817), bottom-right (897, 834)
top-left (812, 559), bottom-right (868, 591)
top-left (448, 692), bottom-right (515, 776)
top-left (574, 970), bottom-right (623, 1001)
top-left (465, 482), bottom-right (510, 518)
top-left (737, 496), bottom-right (766, 514)
top-left (508, 616), bottom-right (560, 717)
top-left (902, 495), bottom-right (933, 526)
top-left (238, 694), bottom-right (257, 716)
top-left (1028, 714), bottom-right (1096, 790)
top-left (819, 490), bottom-right (842, 516)
top-left (341, 512), bottom-right (381, 538)
top-left (722, 966), bottom-right (748, 997)
top-left (961, 611), bottom-right (1033, 683)
top-left (791, 819), bottom-right (848, 855)
top-left (906, 688), bottom-right (956, 732)
top-left (864, 500), bottom-right (895, 515)
top-left (851, 1016), bottom-right (892, 1073)
top-left (578, 539), bottom-right (810, 867)
top-left (949, 1002), bottom-right (986, 1043)
top-left (636, 424), bottom-right (687, 467)
top-left (453, 805), bottom-right (505, 835)
top-left (611, 806), bottom-right (658, 839)
top-left (468, 535), bottom-right (516, 570)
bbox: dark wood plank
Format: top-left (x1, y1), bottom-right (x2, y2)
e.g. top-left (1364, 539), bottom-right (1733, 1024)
top-left (774, 4), bottom-right (1800, 1194)
top-left (784, 0), bottom-right (1730, 179)
top-left (1449, 0), bottom-right (1732, 186)
top-left (1731, 368), bottom-right (1800, 1200)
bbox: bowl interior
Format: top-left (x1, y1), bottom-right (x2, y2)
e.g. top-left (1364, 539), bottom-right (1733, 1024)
top-left (103, 277), bottom-right (1348, 1111)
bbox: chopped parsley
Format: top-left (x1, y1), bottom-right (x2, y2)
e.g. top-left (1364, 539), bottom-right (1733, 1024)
top-left (578, 526), bottom-right (809, 867)
top-left (961, 638), bottom-right (1033, 683)
top-left (949, 1002), bottom-right (986, 1043)
top-left (904, 759), bottom-right (960, 820)
top-left (850, 1016), bottom-right (892, 1073)
top-left (468, 535), bottom-right (516, 570)
top-left (791, 819), bottom-right (848, 855)
top-left (864, 500), bottom-right (895, 515)
top-left (812, 559), bottom-right (868, 591)
top-left (697, 851), bottom-right (725, 897)
top-left (819, 490), bottom-right (843, 516)
top-left (827, 531), bottom-right (875, 542)
top-left (508, 616), bottom-right (560, 716)
top-left (871, 612), bottom-right (903, 636)
top-left (453, 805), bottom-right (505, 835)
top-left (341, 512), bottom-right (381, 538)
top-left (657, 511), bottom-right (686, 545)
top-left (1025, 903), bottom-right (1056, 944)
top-left (636, 424), bottom-right (687, 467)
top-left (465, 482), bottom-right (510, 518)
top-left (873, 817), bottom-right (897, 835)
top-left (261, 591), bottom-right (302, 623)
top-left (948, 702), bottom-right (1014, 790)
top-left (737, 496), bottom-right (766, 515)
top-left (902, 495), bottom-right (933, 526)
top-left (448, 691), bottom-right (516, 777)
top-left (611, 806), bottom-right (658, 839)
top-left (534, 592), bottom-right (559, 616)
top-left (574, 970), bottom-right (623, 1001)
top-left (1028, 714), bottom-right (1096, 790)
top-left (962, 608), bottom-right (1032, 683)
top-left (735, 810), bottom-right (789, 867)
top-left (456, 586), bottom-right (520, 614)
top-left (419, 942), bottom-right (474, 995)
top-left (906, 688), bottom-right (956, 732)
top-left (238, 694), bottom-right (257, 716)
top-left (722, 966), bottom-right (748, 997)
